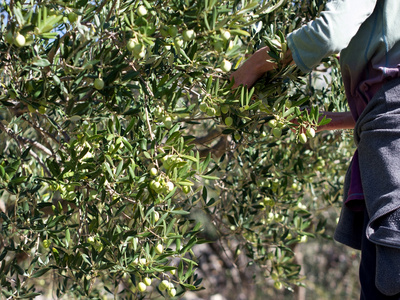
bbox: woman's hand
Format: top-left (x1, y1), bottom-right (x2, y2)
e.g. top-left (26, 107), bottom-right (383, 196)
top-left (230, 46), bottom-right (276, 89)
top-left (230, 46), bottom-right (294, 89)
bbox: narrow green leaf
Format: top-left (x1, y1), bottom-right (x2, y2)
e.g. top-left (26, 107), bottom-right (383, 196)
top-left (0, 165), bottom-right (5, 179)
top-left (230, 29), bottom-right (251, 36)
top-left (203, 13), bottom-right (210, 31)
top-left (31, 267), bottom-right (51, 278)
top-left (240, 86), bottom-right (245, 107)
top-left (13, 7), bottom-right (25, 26)
top-left (103, 162), bottom-right (114, 178)
top-left (283, 107), bottom-right (296, 118)
top-left (169, 210), bottom-right (190, 215)
top-left (33, 58), bottom-right (51, 67)
top-left (211, 7), bottom-right (217, 30)
top-left (181, 237), bottom-right (198, 254)
top-left (38, 14), bottom-right (63, 33)
top-left (260, 0), bottom-right (286, 15)
top-left (180, 155), bottom-right (197, 162)
top-left (206, 76), bottom-right (213, 92)
top-left (124, 118), bottom-right (136, 135)
top-left (121, 137), bottom-right (133, 152)
top-left (318, 116), bottom-right (331, 126)
top-left (115, 160), bottom-right (124, 177)
top-left (65, 228), bottom-right (71, 246)
top-left (200, 174), bottom-right (219, 180)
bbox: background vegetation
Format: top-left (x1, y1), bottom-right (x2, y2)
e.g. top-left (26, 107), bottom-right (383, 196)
top-left (0, 0), bottom-right (358, 299)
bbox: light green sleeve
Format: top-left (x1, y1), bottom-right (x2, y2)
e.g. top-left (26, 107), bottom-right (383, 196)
top-left (287, 0), bottom-right (377, 73)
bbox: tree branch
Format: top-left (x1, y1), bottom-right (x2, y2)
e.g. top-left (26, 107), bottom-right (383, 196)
top-left (0, 122), bottom-right (53, 156)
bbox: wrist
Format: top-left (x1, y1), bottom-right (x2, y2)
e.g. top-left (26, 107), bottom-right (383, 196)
top-left (282, 48), bottom-right (293, 66)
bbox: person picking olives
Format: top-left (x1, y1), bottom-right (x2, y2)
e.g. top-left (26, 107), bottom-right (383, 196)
top-left (231, 1), bottom-right (400, 299)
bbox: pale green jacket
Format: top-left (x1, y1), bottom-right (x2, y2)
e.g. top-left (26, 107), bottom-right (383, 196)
top-left (287, 0), bottom-right (400, 120)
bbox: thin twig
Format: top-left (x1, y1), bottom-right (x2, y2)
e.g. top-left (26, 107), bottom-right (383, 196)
top-left (29, 149), bottom-right (51, 176)
top-left (0, 122), bottom-right (53, 156)
top-left (21, 116), bottom-right (59, 152)
top-left (145, 107), bottom-right (155, 140)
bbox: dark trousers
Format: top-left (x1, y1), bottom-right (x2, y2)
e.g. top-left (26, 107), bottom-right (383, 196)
top-left (360, 210), bottom-right (400, 300)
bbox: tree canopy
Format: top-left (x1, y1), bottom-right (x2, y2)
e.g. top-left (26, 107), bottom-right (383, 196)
top-left (0, 0), bottom-right (355, 299)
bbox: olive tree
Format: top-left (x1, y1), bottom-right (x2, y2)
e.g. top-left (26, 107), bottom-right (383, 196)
top-left (0, 0), bottom-right (353, 299)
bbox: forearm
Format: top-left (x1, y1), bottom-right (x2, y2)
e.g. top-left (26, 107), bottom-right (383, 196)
top-left (317, 111), bottom-right (355, 132)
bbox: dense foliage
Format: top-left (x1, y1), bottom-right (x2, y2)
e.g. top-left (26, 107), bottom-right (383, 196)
top-left (0, 0), bottom-right (355, 298)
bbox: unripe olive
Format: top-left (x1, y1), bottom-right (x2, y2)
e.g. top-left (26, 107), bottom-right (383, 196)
top-left (150, 180), bottom-right (161, 191)
top-left (221, 105), bottom-right (229, 114)
top-left (138, 282), bottom-right (147, 292)
top-left (271, 272), bottom-right (279, 280)
top-left (221, 30), bottom-right (231, 41)
top-left (14, 33), bottom-right (26, 47)
top-left (299, 133), bottom-right (308, 144)
top-left (182, 29), bottom-right (196, 41)
top-left (206, 107), bottom-right (216, 117)
top-left (38, 106), bottom-right (47, 114)
top-left (299, 235), bottom-right (308, 243)
top-left (221, 59), bottom-right (232, 72)
top-left (144, 277), bottom-right (152, 286)
top-left (139, 258), bottom-right (147, 265)
top-left (94, 78), bottom-right (104, 90)
top-left (67, 12), bottom-right (78, 23)
top-left (159, 280), bottom-right (169, 291)
top-left (133, 43), bottom-right (145, 55)
top-left (155, 244), bottom-right (164, 254)
top-left (213, 105), bottom-right (221, 116)
top-left (154, 106), bottom-right (164, 119)
top-left (165, 181), bottom-right (174, 192)
top-left (224, 116), bottom-right (233, 127)
top-left (137, 5), bottom-right (148, 17)
top-left (174, 38), bottom-right (184, 48)
top-left (182, 185), bottom-right (190, 194)
top-left (132, 44), bottom-right (146, 59)
top-left (26, 81), bottom-right (34, 92)
top-left (272, 127), bottom-right (282, 138)
top-left (153, 211), bottom-right (160, 222)
top-left (274, 281), bottom-right (283, 290)
top-left (160, 26), bottom-right (169, 37)
top-left (168, 288), bottom-right (177, 297)
top-left (306, 127), bottom-right (316, 138)
top-left (163, 116), bottom-right (173, 129)
top-left (43, 239), bottom-right (50, 248)
top-left (267, 119), bottom-right (277, 128)
top-left (263, 197), bottom-right (275, 207)
top-left (199, 102), bottom-right (208, 112)
top-left (234, 132), bottom-right (241, 141)
top-left (150, 167), bottom-right (158, 176)
top-left (127, 38), bottom-right (137, 51)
